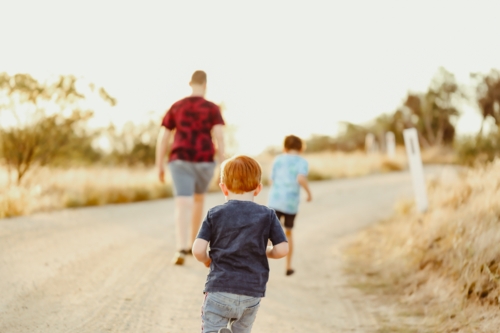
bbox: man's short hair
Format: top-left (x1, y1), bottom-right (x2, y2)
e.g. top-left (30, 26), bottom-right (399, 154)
top-left (221, 155), bottom-right (262, 194)
top-left (283, 135), bottom-right (303, 151)
top-left (191, 70), bottom-right (207, 85)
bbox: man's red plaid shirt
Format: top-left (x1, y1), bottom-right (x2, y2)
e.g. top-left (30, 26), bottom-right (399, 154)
top-left (161, 96), bottom-right (225, 162)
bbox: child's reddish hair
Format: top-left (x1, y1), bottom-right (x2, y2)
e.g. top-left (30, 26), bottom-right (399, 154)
top-left (220, 155), bottom-right (262, 194)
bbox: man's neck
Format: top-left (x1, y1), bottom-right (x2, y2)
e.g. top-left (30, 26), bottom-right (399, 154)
top-left (191, 85), bottom-right (206, 97)
top-left (226, 191), bottom-right (255, 202)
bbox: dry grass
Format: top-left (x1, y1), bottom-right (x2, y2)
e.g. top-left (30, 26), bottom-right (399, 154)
top-left (421, 146), bottom-right (457, 165)
top-left (343, 160), bottom-right (500, 332)
top-left (0, 167), bottom-right (174, 218)
top-left (0, 147), bottom-right (453, 219)
top-left (257, 149), bottom-right (407, 182)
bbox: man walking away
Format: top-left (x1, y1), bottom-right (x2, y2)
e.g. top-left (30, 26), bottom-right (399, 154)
top-left (156, 70), bottom-right (225, 265)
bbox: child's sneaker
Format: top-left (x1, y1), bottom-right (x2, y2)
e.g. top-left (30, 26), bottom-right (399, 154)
top-left (172, 250), bottom-right (187, 265)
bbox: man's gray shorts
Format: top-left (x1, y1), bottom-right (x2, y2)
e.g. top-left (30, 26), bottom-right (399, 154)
top-left (168, 160), bottom-right (216, 196)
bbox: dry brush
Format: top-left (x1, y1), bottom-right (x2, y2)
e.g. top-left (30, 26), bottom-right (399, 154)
top-left (344, 161), bottom-right (500, 332)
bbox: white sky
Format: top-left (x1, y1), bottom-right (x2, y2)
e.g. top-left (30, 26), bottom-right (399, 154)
top-left (1, 0), bottom-right (500, 155)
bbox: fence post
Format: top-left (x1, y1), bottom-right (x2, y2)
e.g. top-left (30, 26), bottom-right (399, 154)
top-left (403, 128), bottom-right (428, 212)
top-left (386, 131), bottom-right (396, 159)
top-left (365, 133), bottom-right (376, 154)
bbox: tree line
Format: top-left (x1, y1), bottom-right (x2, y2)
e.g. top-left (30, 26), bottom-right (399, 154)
top-left (305, 67), bottom-right (500, 164)
top-left (0, 73), bottom-right (240, 185)
top-left (1, 68), bottom-right (500, 184)
top-left (0, 73), bottom-right (160, 184)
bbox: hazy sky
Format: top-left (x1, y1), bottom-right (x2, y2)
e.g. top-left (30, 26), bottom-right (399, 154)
top-left (2, 1), bottom-right (500, 155)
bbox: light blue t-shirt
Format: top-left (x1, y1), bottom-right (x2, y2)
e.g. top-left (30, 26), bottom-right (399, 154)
top-left (267, 154), bottom-right (309, 214)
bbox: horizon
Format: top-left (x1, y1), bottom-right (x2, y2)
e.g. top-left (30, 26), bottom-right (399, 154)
top-left (1, 1), bottom-right (500, 155)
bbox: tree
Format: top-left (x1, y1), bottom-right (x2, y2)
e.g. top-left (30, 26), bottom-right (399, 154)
top-left (0, 73), bottom-right (115, 184)
top-left (0, 110), bottom-right (98, 183)
top-left (285, 68), bottom-right (463, 154)
top-left (472, 69), bottom-right (500, 139)
top-left (403, 67), bottom-right (461, 147)
top-left (103, 119), bottom-right (159, 166)
top-left (305, 134), bottom-right (336, 152)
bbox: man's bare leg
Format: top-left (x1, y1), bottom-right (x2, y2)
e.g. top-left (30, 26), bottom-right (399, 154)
top-left (173, 196), bottom-right (193, 265)
top-left (190, 193), bottom-right (205, 249)
top-left (285, 228), bottom-right (294, 275)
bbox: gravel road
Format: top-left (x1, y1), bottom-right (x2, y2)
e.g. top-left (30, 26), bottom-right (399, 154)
top-left (0, 168), bottom-right (446, 332)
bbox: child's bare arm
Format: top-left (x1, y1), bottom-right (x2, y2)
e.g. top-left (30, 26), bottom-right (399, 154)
top-left (192, 239), bottom-right (211, 267)
top-left (266, 242), bottom-right (289, 259)
top-left (297, 174), bottom-right (312, 202)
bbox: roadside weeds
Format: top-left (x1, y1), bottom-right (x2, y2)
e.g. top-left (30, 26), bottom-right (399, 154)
top-left (342, 161), bottom-right (500, 333)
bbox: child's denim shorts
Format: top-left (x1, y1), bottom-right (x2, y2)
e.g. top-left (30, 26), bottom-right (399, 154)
top-left (201, 292), bottom-right (261, 333)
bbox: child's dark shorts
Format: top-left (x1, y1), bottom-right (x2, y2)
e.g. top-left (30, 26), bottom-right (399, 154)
top-left (273, 210), bottom-right (296, 229)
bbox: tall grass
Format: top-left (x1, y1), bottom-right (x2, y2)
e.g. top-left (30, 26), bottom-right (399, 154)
top-left (258, 150), bottom-right (407, 182)
top-left (343, 160), bottom-right (500, 332)
top-left (0, 167), bottom-right (173, 218)
top-left (0, 147), bottom-right (450, 219)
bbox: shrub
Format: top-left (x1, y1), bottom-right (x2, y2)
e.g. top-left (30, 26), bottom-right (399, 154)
top-left (456, 134), bottom-right (500, 165)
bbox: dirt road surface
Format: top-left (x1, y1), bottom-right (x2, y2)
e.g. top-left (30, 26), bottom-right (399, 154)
top-left (0, 168), bottom-right (447, 332)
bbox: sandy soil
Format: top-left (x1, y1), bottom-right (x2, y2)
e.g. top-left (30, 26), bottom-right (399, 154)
top-left (0, 168), bottom-right (446, 332)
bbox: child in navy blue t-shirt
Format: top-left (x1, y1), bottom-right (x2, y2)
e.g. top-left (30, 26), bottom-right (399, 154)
top-left (192, 155), bottom-right (289, 333)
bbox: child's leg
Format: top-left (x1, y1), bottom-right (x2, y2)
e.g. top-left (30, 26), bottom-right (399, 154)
top-left (231, 296), bottom-right (260, 333)
top-left (285, 228), bottom-right (293, 272)
top-left (282, 213), bottom-right (296, 275)
top-left (201, 293), bottom-right (237, 333)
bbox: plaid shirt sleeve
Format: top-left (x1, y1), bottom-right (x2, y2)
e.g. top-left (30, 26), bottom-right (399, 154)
top-left (161, 106), bottom-right (176, 130)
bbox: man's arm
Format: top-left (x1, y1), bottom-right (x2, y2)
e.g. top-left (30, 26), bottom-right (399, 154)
top-left (155, 127), bottom-right (172, 183)
top-left (212, 124), bottom-right (225, 164)
top-left (297, 174), bottom-right (312, 202)
top-left (266, 241), bottom-right (289, 259)
top-left (192, 238), bottom-right (211, 267)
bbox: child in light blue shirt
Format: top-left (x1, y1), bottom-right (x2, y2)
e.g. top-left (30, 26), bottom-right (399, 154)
top-left (268, 135), bottom-right (312, 276)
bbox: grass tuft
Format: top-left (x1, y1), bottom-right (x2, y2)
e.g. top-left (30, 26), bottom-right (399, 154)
top-left (1, 166), bottom-right (177, 217)
top-left (343, 159), bottom-right (500, 332)
top-left (0, 186), bottom-right (33, 218)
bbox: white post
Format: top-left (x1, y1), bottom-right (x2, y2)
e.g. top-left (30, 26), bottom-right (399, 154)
top-left (386, 131), bottom-right (396, 159)
top-left (365, 133), bottom-right (375, 154)
top-left (403, 128), bottom-right (428, 212)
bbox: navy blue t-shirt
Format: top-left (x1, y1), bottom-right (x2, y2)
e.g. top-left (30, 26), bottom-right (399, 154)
top-left (197, 200), bottom-right (288, 297)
